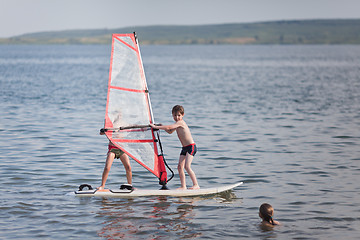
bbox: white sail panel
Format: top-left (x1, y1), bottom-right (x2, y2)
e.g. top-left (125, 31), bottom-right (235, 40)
top-left (111, 38), bottom-right (144, 90)
top-left (107, 89), bottom-right (150, 127)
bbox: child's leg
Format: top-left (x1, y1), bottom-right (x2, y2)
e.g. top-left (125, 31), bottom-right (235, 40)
top-left (98, 152), bottom-right (116, 189)
top-left (177, 155), bottom-right (187, 190)
top-left (184, 153), bottom-right (200, 189)
top-left (120, 154), bottom-right (132, 185)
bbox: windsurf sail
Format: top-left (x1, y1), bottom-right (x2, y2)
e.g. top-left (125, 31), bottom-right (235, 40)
top-left (103, 33), bottom-right (171, 186)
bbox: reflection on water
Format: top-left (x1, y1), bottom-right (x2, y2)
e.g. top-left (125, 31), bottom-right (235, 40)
top-left (214, 190), bottom-right (239, 203)
top-left (95, 192), bottom-right (239, 239)
top-left (96, 197), bottom-right (203, 239)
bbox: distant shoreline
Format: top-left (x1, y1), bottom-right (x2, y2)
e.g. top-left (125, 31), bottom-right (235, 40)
top-left (1, 19), bottom-right (360, 45)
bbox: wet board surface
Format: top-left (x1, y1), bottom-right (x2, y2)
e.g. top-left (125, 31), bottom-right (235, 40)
top-left (74, 182), bottom-right (243, 198)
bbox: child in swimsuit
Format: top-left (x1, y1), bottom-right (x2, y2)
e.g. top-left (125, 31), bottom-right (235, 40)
top-left (150, 105), bottom-right (200, 190)
top-left (97, 130), bottom-right (132, 190)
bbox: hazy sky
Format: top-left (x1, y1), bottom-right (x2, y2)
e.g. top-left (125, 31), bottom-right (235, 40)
top-left (1, 0), bottom-right (359, 38)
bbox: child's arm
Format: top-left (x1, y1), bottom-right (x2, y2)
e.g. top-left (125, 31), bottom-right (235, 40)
top-left (273, 220), bottom-right (281, 225)
top-left (164, 128), bottom-right (176, 134)
top-left (150, 123), bottom-right (178, 134)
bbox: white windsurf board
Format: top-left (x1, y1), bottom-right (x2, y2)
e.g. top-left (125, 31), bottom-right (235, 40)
top-left (74, 182), bottom-right (243, 198)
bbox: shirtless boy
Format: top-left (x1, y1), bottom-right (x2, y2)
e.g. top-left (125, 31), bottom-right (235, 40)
top-left (150, 105), bottom-right (200, 190)
top-left (97, 129), bottom-right (132, 190)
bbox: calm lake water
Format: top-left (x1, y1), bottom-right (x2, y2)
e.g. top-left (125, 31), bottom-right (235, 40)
top-left (1, 44), bottom-right (360, 239)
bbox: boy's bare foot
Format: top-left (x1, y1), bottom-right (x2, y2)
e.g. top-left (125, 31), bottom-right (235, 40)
top-left (176, 187), bottom-right (187, 190)
top-left (97, 186), bottom-right (104, 190)
top-left (189, 185), bottom-right (200, 190)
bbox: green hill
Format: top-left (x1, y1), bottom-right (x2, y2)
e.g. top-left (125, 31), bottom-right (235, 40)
top-left (1, 19), bottom-right (360, 44)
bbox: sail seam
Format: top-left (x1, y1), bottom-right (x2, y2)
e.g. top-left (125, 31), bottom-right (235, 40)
top-left (110, 85), bottom-right (147, 93)
top-left (114, 36), bottom-right (137, 51)
top-left (112, 139), bottom-right (155, 143)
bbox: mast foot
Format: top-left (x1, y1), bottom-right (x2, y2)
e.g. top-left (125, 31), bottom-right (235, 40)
top-left (159, 184), bottom-right (169, 190)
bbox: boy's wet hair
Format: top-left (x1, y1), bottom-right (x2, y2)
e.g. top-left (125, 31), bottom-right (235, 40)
top-left (172, 105), bottom-right (184, 115)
